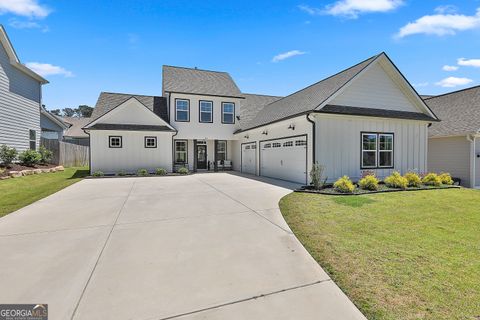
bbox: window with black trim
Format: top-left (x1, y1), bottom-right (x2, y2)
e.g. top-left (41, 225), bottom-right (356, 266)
top-left (175, 140), bottom-right (187, 163)
top-left (199, 101), bottom-right (213, 123)
top-left (221, 102), bottom-right (235, 124)
top-left (145, 136), bottom-right (157, 148)
top-left (175, 99), bottom-right (189, 122)
top-left (272, 142), bottom-right (281, 148)
top-left (361, 133), bottom-right (394, 168)
top-left (29, 129), bottom-right (36, 150)
top-left (216, 140), bottom-right (227, 161)
top-left (109, 136), bottom-right (122, 148)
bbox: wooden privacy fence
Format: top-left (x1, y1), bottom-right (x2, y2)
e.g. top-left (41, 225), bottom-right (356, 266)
top-left (41, 138), bottom-right (89, 167)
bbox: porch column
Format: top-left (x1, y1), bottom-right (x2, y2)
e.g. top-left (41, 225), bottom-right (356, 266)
top-left (214, 139), bottom-right (218, 172)
top-left (193, 139), bottom-right (197, 172)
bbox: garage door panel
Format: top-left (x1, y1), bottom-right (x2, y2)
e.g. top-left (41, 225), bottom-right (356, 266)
top-left (241, 143), bottom-right (256, 175)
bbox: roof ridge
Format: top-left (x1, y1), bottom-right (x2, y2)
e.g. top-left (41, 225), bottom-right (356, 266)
top-left (424, 85), bottom-right (480, 100)
top-left (163, 65), bottom-right (230, 74)
top-left (242, 93), bottom-right (283, 98)
top-left (100, 91), bottom-right (163, 98)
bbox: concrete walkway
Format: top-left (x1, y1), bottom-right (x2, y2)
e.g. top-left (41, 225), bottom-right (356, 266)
top-left (0, 173), bottom-right (365, 320)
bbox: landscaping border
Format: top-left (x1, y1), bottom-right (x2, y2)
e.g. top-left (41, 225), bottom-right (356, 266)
top-left (295, 185), bottom-right (460, 196)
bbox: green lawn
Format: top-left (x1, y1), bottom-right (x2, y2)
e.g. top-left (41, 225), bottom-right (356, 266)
top-left (279, 189), bottom-right (480, 320)
top-left (0, 167), bottom-right (89, 217)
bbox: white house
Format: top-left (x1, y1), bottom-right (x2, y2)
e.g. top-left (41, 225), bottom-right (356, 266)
top-left (0, 25), bottom-right (48, 152)
top-left (85, 52), bottom-right (439, 183)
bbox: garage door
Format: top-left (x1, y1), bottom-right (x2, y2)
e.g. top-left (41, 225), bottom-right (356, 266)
top-left (260, 136), bottom-right (307, 184)
top-left (241, 142), bottom-right (256, 175)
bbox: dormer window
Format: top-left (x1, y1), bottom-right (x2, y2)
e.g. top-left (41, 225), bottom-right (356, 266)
top-left (175, 99), bottom-right (190, 122)
top-left (222, 102), bottom-right (235, 124)
top-left (199, 100), bottom-right (213, 123)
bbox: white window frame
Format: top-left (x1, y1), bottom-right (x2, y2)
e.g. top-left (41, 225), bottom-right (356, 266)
top-left (29, 129), bottom-right (36, 150)
top-left (145, 136), bottom-right (157, 148)
top-left (199, 100), bottom-right (213, 123)
top-left (174, 140), bottom-right (188, 164)
top-left (221, 102), bottom-right (235, 124)
top-left (175, 99), bottom-right (190, 122)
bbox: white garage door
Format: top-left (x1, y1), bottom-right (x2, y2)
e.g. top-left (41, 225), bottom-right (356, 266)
top-left (241, 142), bottom-right (256, 175)
top-left (260, 135), bottom-right (307, 184)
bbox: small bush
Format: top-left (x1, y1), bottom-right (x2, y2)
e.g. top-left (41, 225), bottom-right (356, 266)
top-left (0, 144), bottom-right (18, 166)
top-left (384, 171), bottom-right (408, 189)
top-left (310, 162), bottom-right (326, 190)
top-left (38, 146), bottom-right (53, 164)
top-left (333, 176), bottom-right (355, 194)
top-left (177, 167), bottom-right (189, 175)
top-left (18, 149), bottom-right (41, 166)
top-left (404, 172), bottom-right (422, 188)
top-left (358, 174), bottom-right (379, 191)
top-left (155, 168), bottom-right (167, 176)
top-left (137, 169), bottom-right (149, 176)
top-left (439, 172), bottom-right (454, 185)
top-left (93, 171), bottom-right (104, 177)
top-left (117, 170), bottom-right (127, 176)
top-left (422, 173), bottom-right (442, 186)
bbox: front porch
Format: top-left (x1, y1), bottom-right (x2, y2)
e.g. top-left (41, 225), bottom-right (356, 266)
top-left (173, 139), bottom-right (234, 173)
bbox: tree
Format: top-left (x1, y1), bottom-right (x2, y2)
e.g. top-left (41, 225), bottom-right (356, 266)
top-left (76, 105), bottom-right (93, 117)
top-left (62, 107), bottom-right (76, 117)
top-left (50, 109), bottom-right (61, 116)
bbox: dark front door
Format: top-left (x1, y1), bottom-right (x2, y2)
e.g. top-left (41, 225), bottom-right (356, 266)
top-left (197, 145), bottom-right (207, 169)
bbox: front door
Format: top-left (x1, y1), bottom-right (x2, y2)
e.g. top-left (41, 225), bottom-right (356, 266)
top-left (197, 145), bottom-right (207, 169)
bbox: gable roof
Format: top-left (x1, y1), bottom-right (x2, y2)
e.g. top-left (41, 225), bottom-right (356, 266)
top-left (238, 93), bottom-right (282, 130)
top-left (40, 107), bottom-right (69, 129)
top-left (91, 92), bottom-right (169, 122)
top-left (0, 25), bottom-right (48, 84)
top-left (162, 65), bottom-right (242, 98)
top-left (62, 117), bottom-right (91, 138)
top-left (425, 85), bottom-right (480, 137)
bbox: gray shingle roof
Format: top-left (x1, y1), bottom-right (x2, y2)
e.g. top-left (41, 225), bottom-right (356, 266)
top-left (320, 105), bottom-right (438, 122)
top-left (91, 92), bottom-right (168, 122)
top-left (87, 123), bottom-right (174, 131)
top-left (425, 86), bottom-right (480, 137)
top-left (162, 65), bottom-right (242, 97)
top-left (240, 53), bottom-right (380, 131)
top-left (63, 117), bottom-right (92, 138)
top-left (238, 93), bottom-right (282, 130)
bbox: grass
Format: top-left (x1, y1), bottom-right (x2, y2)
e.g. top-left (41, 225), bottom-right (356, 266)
top-left (279, 189), bottom-right (480, 320)
top-left (0, 167), bottom-right (89, 217)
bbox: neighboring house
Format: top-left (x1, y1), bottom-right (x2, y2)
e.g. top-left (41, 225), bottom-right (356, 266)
top-left (425, 86), bottom-right (480, 188)
top-left (62, 117), bottom-right (91, 145)
top-left (40, 107), bottom-right (69, 140)
top-left (0, 25), bottom-right (48, 151)
top-left (85, 52), bottom-right (439, 183)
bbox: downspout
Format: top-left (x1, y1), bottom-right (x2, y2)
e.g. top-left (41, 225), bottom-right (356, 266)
top-left (171, 130), bottom-right (178, 173)
top-left (467, 134), bottom-right (476, 188)
top-left (82, 128), bottom-right (92, 174)
top-left (306, 113), bottom-right (316, 164)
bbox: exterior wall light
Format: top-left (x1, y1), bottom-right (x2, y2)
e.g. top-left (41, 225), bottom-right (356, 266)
top-left (262, 130), bottom-right (268, 135)
top-left (288, 124), bottom-right (295, 130)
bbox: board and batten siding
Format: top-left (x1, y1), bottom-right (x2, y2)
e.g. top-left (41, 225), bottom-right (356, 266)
top-left (428, 136), bottom-right (472, 187)
top-left (0, 42), bottom-right (41, 152)
top-left (315, 114), bottom-right (428, 182)
top-left (330, 62), bottom-right (419, 113)
top-left (89, 130), bottom-right (174, 174)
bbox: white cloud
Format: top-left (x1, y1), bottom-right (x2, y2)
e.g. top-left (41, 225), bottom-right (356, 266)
top-left (25, 62), bottom-right (73, 77)
top-left (272, 50), bottom-right (306, 63)
top-left (396, 8), bottom-right (480, 38)
top-left (442, 65), bottom-right (458, 71)
top-left (458, 58), bottom-right (480, 68)
top-left (9, 18), bottom-right (48, 32)
top-left (434, 5), bottom-right (458, 15)
top-left (298, 4), bottom-right (322, 15)
top-left (325, 0), bottom-right (404, 18)
top-left (0, 0), bottom-right (50, 18)
top-left (435, 77), bottom-right (473, 88)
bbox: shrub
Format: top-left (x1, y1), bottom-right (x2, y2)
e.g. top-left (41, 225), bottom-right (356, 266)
top-left (439, 172), bottom-right (454, 185)
top-left (93, 171), bottom-right (104, 177)
top-left (384, 171), bottom-right (408, 189)
top-left (177, 167), bottom-right (189, 175)
top-left (0, 144), bottom-right (17, 166)
top-left (137, 169), bottom-right (149, 176)
top-left (333, 176), bottom-right (355, 194)
top-left (404, 172), bottom-right (422, 188)
top-left (358, 174), bottom-right (379, 191)
top-left (309, 162), bottom-right (326, 190)
top-left (18, 149), bottom-right (41, 166)
top-left (422, 173), bottom-right (442, 186)
top-left (117, 170), bottom-right (127, 176)
top-left (38, 146), bottom-right (53, 164)
top-left (155, 168), bottom-right (167, 176)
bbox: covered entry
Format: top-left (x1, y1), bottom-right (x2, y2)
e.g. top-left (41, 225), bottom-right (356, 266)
top-left (259, 135), bottom-right (307, 184)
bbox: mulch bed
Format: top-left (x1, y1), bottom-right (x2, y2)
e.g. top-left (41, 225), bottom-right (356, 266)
top-left (296, 184), bottom-right (460, 195)
top-left (0, 163), bottom-right (57, 177)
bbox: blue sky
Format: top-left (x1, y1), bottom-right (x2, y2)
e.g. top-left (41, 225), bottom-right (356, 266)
top-left (2, 0), bottom-right (480, 109)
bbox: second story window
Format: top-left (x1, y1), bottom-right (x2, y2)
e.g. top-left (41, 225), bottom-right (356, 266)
top-left (175, 99), bottom-right (190, 122)
top-left (199, 100), bottom-right (213, 123)
top-left (222, 102), bottom-right (235, 124)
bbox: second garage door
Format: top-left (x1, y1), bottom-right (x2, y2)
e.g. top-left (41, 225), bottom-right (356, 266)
top-left (260, 135), bottom-right (307, 184)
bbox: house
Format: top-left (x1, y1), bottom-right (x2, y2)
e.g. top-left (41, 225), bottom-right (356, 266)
top-left (40, 107), bottom-right (69, 140)
top-left (425, 86), bottom-right (480, 188)
top-left (0, 25), bottom-right (48, 152)
top-left (62, 117), bottom-right (91, 145)
top-left (84, 52), bottom-right (439, 183)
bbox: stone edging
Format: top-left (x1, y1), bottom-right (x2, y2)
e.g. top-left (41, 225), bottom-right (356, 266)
top-left (1, 166), bottom-right (65, 180)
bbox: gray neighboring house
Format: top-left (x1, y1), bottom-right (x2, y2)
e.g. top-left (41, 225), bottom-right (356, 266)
top-left (62, 117), bottom-right (91, 145)
top-left (40, 107), bottom-right (69, 140)
top-left (0, 25), bottom-right (48, 151)
top-left (425, 86), bottom-right (480, 188)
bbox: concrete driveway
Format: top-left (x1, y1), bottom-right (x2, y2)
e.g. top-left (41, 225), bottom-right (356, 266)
top-left (0, 173), bottom-right (365, 320)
